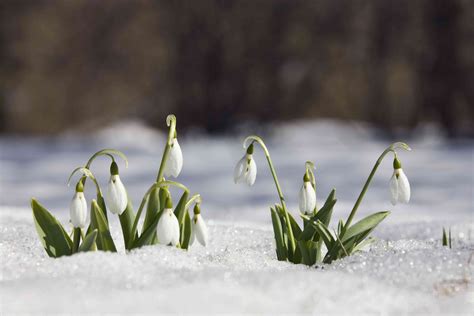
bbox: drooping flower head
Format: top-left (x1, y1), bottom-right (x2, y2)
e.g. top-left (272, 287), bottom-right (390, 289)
top-left (389, 157), bottom-right (411, 205)
top-left (69, 180), bottom-right (87, 228)
top-left (190, 203), bottom-right (208, 247)
top-left (164, 133), bottom-right (183, 178)
top-left (105, 161), bottom-right (128, 215)
top-left (157, 197), bottom-right (180, 246)
top-left (233, 143), bottom-right (257, 186)
top-left (299, 171), bottom-right (316, 215)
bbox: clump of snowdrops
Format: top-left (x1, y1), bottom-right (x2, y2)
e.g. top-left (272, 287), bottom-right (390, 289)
top-left (234, 136), bottom-right (411, 265)
top-left (31, 114), bottom-right (208, 258)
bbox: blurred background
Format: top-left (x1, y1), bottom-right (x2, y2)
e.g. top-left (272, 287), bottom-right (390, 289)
top-left (1, 0), bottom-right (473, 137)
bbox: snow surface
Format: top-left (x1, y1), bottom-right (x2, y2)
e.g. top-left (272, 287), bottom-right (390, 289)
top-left (1, 119), bottom-right (473, 315)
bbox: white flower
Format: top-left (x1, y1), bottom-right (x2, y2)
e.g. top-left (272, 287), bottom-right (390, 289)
top-left (299, 180), bottom-right (316, 214)
top-left (70, 191), bottom-right (87, 228)
top-left (233, 154), bottom-right (257, 186)
top-left (164, 138), bottom-right (183, 178)
top-left (190, 214), bottom-right (208, 247)
top-left (157, 208), bottom-right (180, 246)
top-left (390, 168), bottom-right (410, 205)
top-left (105, 174), bottom-right (128, 215)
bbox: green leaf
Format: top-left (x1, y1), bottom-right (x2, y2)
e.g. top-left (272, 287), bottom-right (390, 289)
top-left (275, 204), bottom-right (302, 239)
top-left (132, 211), bottom-right (162, 248)
top-left (342, 211), bottom-right (390, 243)
top-left (351, 236), bottom-right (376, 253)
top-left (442, 227), bottom-right (448, 246)
top-left (298, 240), bottom-right (310, 265)
top-left (90, 200), bottom-right (117, 252)
top-left (78, 229), bottom-right (98, 252)
top-left (119, 197), bottom-right (136, 250)
top-left (311, 220), bottom-right (335, 250)
top-left (31, 199), bottom-right (73, 258)
top-left (270, 207), bottom-right (287, 261)
top-left (180, 211), bottom-right (192, 250)
top-left (174, 191), bottom-right (190, 225)
top-left (300, 189), bottom-right (336, 241)
top-left (142, 187), bottom-right (160, 234)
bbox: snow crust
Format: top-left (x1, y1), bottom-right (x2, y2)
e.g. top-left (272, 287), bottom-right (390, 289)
top-left (1, 119), bottom-right (473, 314)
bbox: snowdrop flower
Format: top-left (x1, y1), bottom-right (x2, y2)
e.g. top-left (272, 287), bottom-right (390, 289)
top-left (389, 157), bottom-right (411, 205)
top-left (157, 198), bottom-right (180, 246)
top-left (105, 162), bottom-right (128, 215)
top-left (164, 137), bottom-right (183, 178)
top-left (190, 204), bottom-right (208, 247)
top-left (69, 181), bottom-right (87, 228)
top-left (299, 172), bottom-right (316, 214)
top-left (233, 143), bottom-right (257, 186)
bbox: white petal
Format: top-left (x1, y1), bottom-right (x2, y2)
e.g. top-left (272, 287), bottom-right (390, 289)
top-left (233, 155), bottom-right (246, 183)
top-left (170, 212), bottom-right (180, 246)
top-left (244, 156), bottom-right (257, 186)
top-left (157, 209), bottom-right (180, 246)
top-left (105, 175), bottom-right (128, 215)
top-left (389, 172), bottom-right (399, 205)
top-left (299, 182), bottom-right (316, 214)
top-left (397, 169), bottom-right (411, 203)
top-left (193, 214), bottom-right (208, 247)
top-left (164, 139), bottom-right (183, 178)
top-left (189, 226), bottom-right (195, 246)
top-left (70, 192), bottom-right (87, 228)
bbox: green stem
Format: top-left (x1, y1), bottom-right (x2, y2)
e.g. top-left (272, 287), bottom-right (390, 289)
top-left (156, 114), bottom-right (177, 182)
top-left (342, 142), bottom-right (411, 235)
top-left (184, 194), bottom-right (201, 210)
top-left (243, 136), bottom-right (296, 253)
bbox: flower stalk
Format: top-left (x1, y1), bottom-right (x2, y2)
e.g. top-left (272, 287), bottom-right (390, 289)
top-left (341, 142), bottom-right (411, 235)
top-left (156, 114), bottom-right (177, 182)
top-left (243, 135), bottom-right (296, 253)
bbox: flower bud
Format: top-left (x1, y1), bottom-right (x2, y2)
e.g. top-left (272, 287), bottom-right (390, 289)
top-left (190, 204), bottom-right (208, 247)
top-left (70, 181), bottom-right (87, 228)
top-left (233, 146), bottom-right (257, 186)
top-left (105, 162), bottom-right (128, 215)
top-left (164, 138), bottom-right (183, 178)
top-left (389, 158), bottom-right (410, 205)
top-left (157, 198), bottom-right (180, 246)
top-left (299, 172), bottom-right (316, 214)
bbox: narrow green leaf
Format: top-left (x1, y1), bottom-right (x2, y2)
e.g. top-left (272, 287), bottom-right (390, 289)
top-left (119, 197), bottom-right (136, 250)
top-left (275, 204), bottom-right (302, 239)
top-left (90, 200), bottom-right (117, 252)
top-left (271, 207), bottom-right (287, 261)
top-left (31, 199), bottom-right (73, 257)
top-left (78, 229), bottom-right (98, 252)
top-left (448, 228), bottom-right (452, 249)
top-left (72, 227), bottom-right (81, 253)
top-left (298, 240), bottom-right (310, 265)
top-left (311, 220), bottom-right (335, 250)
top-left (180, 211), bottom-right (192, 250)
top-left (442, 227), bottom-right (447, 245)
top-left (351, 236), bottom-right (376, 253)
top-left (342, 211), bottom-right (390, 243)
top-left (142, 187), bottom-right (160, 234)
top-left (132, 211), bottom-right (162, 248)
top-left (174, 191), bottom-right (190, 225)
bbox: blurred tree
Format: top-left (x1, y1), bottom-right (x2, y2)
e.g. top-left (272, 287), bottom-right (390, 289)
top-left (0, 0), bottom-right (472, 136)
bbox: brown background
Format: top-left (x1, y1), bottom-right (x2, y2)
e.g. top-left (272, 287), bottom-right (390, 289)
top-left (1, 0), bottom-right (473, 137)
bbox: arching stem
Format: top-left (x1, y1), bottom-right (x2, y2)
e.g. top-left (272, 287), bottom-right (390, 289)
top-left (243, 135), bottom-right (296, 253)
top-left (156, 114), bottom-right (177, 182)
top-left (342, 142), bottom-right (411, 235)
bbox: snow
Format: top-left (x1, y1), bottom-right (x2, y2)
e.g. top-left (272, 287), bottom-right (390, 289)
top-left (1, 119), bottom-right (473, 314)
